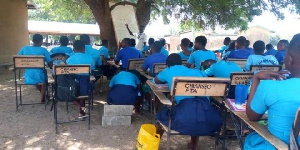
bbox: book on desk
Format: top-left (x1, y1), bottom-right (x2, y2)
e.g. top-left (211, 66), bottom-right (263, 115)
top-left (225, 99), bottom-right (246, 111)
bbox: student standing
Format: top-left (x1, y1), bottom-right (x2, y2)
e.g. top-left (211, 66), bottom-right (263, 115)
top-left (17, 34), bottom-right (52, 103)
top-left (244, 40), bottom-right (279, 71)
top-left (227, 36), bottom-right (252, 59)
top-left (66, 40), bottom-right (95, 118)
top-left (244, 33), bottom-right (300, 149)
top-left (178, 38), bottom-right (192, 60)
top-left (186, 36), bottom-right (217, 69)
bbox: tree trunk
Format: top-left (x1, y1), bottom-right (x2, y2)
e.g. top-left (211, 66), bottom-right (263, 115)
top-left (136, 0), bottom-right (152, 31)
top-left (84, 0), bottom-right (117, 52)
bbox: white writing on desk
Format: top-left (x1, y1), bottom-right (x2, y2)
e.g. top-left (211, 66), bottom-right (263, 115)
top-left (233, 76), bottom-right (252, 85)
top-left (185, 83), bottom-right (212, 93)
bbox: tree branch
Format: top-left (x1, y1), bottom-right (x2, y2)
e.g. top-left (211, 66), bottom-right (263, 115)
top-left (109, 1), bottom-right (137, 12)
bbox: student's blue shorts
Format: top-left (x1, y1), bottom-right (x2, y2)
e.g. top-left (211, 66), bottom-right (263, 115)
top-left (107, 84), bottom-right (138, 105)
top-left (156, 98), bottom-right (223, 136)
top-left (76, 75), bottom-right (94, 96)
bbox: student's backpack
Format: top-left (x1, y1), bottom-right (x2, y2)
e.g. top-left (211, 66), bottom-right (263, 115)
top-left (56, 74), bottom-right (79, 102)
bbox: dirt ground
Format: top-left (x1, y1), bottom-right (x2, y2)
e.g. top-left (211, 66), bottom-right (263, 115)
top-left (0, 69), bottom-right (241, 150)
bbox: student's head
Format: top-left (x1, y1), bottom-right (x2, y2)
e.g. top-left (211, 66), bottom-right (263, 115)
top-left (180, 38), bottom-right (190, 50)
top-left (121, 38), bottom-right (131, 48)
top-left (139, 25), bottom-right (145, 33)
top-left (32, 34), bottom-right (43, 46)
top-left (284, 33), bottom-right (300, 76)
top-left (277, 39), bottom-right (289, 51)
top-left (59, 36), bottom-right (69, 46)
top-left (266, 44), bottom-right (274, 51)
top-left (130, 38), bottom-right (136, 47)
top-left (166, 53), bottom-right (182, 67)
top-left (101, 39), bottom-right (109, 47)
top-left (73, 40), bottom-right (85, 53)
top-left (229, 40), bottom-right (236, 50)
top-left (245, 40), bottom-right (250, 47)
top-left (224, 37), bottom-right (231, 45)
top-left (151, 41), bottom-right (162, 53)
top-left (80, 34), bottom-right (91, 45)
top-left (148, 38), bottom-right (155, 46)
top-left (235, 36), bottom-right (246, 49)
top-left (189, 42), bottom-right (194, 48)
top-left (194, 36), bottom-right (207, 49)
top-left (159, 38), bottom-right (166, 47)
top-left (253, 40), bottom-right (265, 55)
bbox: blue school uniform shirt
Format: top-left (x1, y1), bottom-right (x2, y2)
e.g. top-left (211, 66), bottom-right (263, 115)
top-left (227, 49), bottom-right (252, 59)
top-left (115, 46), bottom-right (141, 69)
top-left (275, 50), bottom-right (286, 64)
top-left (205, 60), bottom-right (242, 77)
top-left (178, 52), bottom-right (190, 60)
top-left (264, 49), bottom-right (277, 56)
top-left (50, 46), bottom-right (73, 56)
top-left (244, 55), bottom-right (279, 71)
top-left (160, 47), bottom-right (169, 56)
top-left (156, 65), bottom-right (207, 104)
top-left (244, 78), bottom-right (300, 149)
top-left (142, 53), bottom-right (167, 75)
top-left (66, 52), bottom-right (95, 71)
top-left (143, 45), bottom-right (150, 52)
top-left (217, 45), bottom-right (229, 53)
top-left (109, 71), bottom-right (140, 88)
top-left (132, 47), bottom-right (143, 57)
top-left (187, 50), bottom-right (217, 69)
top-left (17, 46), bottom-right (52, 84)
top-left (84, 45), bottom-right (102, 66)
top-left (99, 46), bottom-right (110, 59)
top-left (188, 47), bottom-right (194, 52)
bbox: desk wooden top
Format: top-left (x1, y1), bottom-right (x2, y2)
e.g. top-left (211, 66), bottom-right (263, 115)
top-left (233, 111), bottom-right (288, 150)
top-left (146, 80), bottom-right (170, 92)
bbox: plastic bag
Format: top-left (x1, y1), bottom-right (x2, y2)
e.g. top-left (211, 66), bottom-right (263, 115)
top-left (135, 124), bottom-right (160, 150)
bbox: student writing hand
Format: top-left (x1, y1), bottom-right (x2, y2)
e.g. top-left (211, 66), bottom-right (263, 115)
top-left (254, 71), bottom-right (289, 81)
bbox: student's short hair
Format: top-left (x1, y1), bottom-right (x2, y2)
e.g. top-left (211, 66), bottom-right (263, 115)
top-left (73, 40), bottom-right (85, 51)
top-left (148, 38), bottom-right (155, 45)
top-left (59, 36), bottom-right (69, 46)
top-left (160, 38), bottom-right (166, 46)
top-left (122, 38), bottom-right (131, 45)
top-left (253, 40), bottom-right (265, 54)
top-left (195, 36), bottom-right (207, 47)
top-left (236, 36), bottom-right (247, 47)
top-left (130, 38), bottom-right (136, 47)
top-left (101, 39), bottom-right (108, 46)
top-left (224, 37), bottom-right (231, 43)
top-left (152, 41), bottom-right (162, 52)
top-left (278, 39), bottom-right (289, 47)
top-left (246, 40), bottom-right (250, 47)
top-left (32, 34), bottom-right (43, 44)
top-left (166, 53), bottom-right (182, 67)
top-left (181, 38), bottom-right (190, 47)
top-left (266, 44), bottom-right (274, 50)
top-left (287, 34), bottom-right (300, 54)
top-left (80, 34), bottom-right (90, 45)
top-left (189, 42), bottom-right (194, 47)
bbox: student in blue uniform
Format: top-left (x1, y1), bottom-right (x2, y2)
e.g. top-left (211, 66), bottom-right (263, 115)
top-left (143, 38), bottom-right (154, 54)
top-left (50, 36), bottom-right (73, 56)
top-left (66, 40), bottom-right (95, 118)
top-left (159, 38), bottom-right (169, 56)
top-left (80, 34), bottom-right (101, 69)
top-left (244, 40), bottom-right (279, 71)
top-left (275, 39), bottom-right (289, 64)
top-left (107, 70), bottom-right (140, 106)
top-left (264, 43), bottom-right (277, 56)
top-left (227, 36), bottom-right (252, 59)
top-left (245, 40), bottom-right (254, 53)
top-left (155, 54), bottom-right (222, 150)
top-left (18, 34), bottom-right (52, 103)
top-left (115, 38), bottom-right (141, 70)
top-left (99, 39), bottom-right (110, 59)
top-left (186, 36), bottom-right (217, 69)
top-left (222, 40), bottom-right (236, 59)
top-left (244, 33), bottom-right (300, 150)
top-left (142, 41), bottom-right (167, 76)
top-left (188, 42), bottom-right (194, 52)
top-left (178, 38), bottom-right (192, 60)
top-left (216, 37), bottom-right (231, 53)
top-left (130, 38), bottom-right (143, 56)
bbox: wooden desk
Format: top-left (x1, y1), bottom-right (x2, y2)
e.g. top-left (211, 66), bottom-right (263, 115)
top-left (146, 80), bottom-right (169, 92)
top-left (211, 96), bottom-right (288, 150)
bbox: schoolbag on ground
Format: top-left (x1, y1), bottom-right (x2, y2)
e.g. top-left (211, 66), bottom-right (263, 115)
top-left (56, 74), bottom-right (79, 102)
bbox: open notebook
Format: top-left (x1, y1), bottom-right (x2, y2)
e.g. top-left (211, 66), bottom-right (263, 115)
top-left (225, 99), bottom-right (246, 111)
